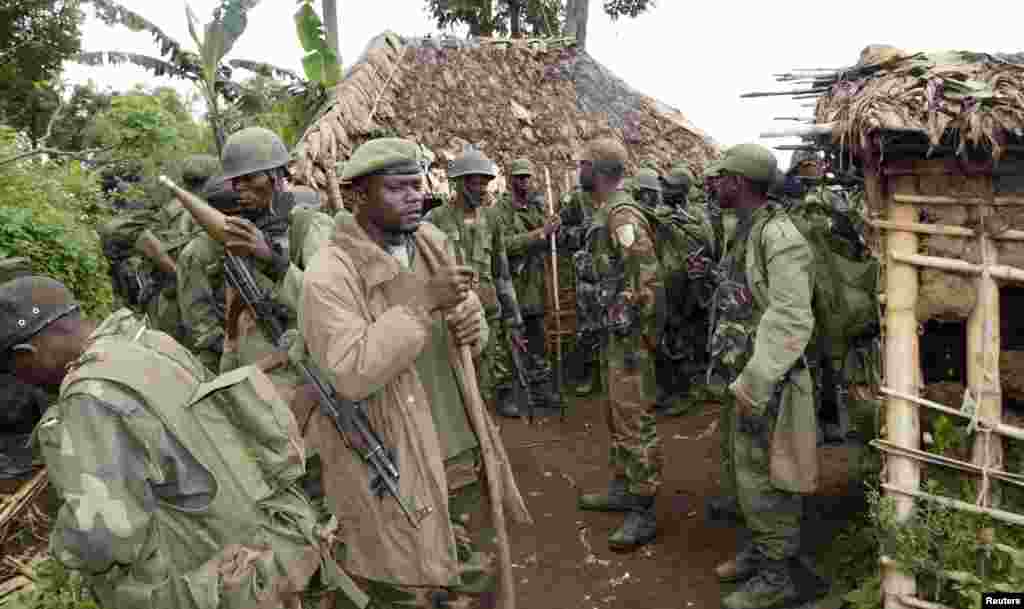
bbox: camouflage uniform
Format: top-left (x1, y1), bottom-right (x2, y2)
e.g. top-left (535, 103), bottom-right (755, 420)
top-left (706, 145), bottom-right (819, 609)
top-left (0, 278), bottom-right (350, 609)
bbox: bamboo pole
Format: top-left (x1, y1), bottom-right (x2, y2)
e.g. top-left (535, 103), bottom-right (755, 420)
top-left (872, 440), bottom-right (1024, 488)
top-left (889, 252), bottom-right (1024, 283)
top-left (882, 483), bottom-right (1024, 527)
top-left (893, 193), bottom-right (1024, 206)
top-left (879, 387), bottom-right (1024, 441)
top-left (544, 167), bottom-right (563, 420)
top-left (968, 178), bottom-right (1003, 520)
top-left (896, 595), bottom-right (956, 609)
top-left (882, 173), bottom-right (920, 608)
top-left (872, 219), bottom-right (1024, 241)
top-left (759, 122), bottom-right (835, 139)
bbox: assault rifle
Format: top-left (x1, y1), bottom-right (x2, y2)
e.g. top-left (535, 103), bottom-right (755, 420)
top-left (159, 175), bottom-right (427, 529)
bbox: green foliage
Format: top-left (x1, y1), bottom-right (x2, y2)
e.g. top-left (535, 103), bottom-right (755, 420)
top-left (0, 126), bottom-right (114, 318)
top-left (5, 558), bottom-right (102, 609)
top-left (601, 0), bottom-right (655, 20)
top-left (0, 0), bottom-right (84, 142)
top-left (294, 1), bottom-right (340, 87)
top-left (423, 0), bottom-right (651, 36)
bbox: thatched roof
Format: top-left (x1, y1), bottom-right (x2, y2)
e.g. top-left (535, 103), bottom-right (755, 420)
top-left (292, 32), bottom-right (719, 210)
top-left (808, 47), bottom-right (1024, 161)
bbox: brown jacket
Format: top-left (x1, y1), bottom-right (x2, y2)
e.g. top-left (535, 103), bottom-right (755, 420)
top-left (300, 214), bottom-right (529, 587)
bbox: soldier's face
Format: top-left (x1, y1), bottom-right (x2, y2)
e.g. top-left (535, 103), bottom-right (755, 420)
top-left (709, 174), bottom-right (740, 208)
top-left (231, 171), bottom-right (275, 213)
top-left (459, 174), bottom-right (490, 209)
top-left (366, 174), bottom-right (425, 233)
top-left (10, 334), bottom-right (67, 390)
top-left (510, 175), bottom-right (531, 198)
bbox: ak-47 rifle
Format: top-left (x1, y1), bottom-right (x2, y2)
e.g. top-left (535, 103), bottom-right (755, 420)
top-left (158, 175), bottom-right (428, 529)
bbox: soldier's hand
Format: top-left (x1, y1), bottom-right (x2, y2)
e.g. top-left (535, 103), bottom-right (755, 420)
top-left (407, 265), bottom-right (471, 313)
top-left (543, 214), bottom-right (562, 238)
top-left (446, 297), bottom-right (483, 347)
top-left (224, 217), bottom-right (273, 261)
top-left (509, 325), bottom-right (528, 352)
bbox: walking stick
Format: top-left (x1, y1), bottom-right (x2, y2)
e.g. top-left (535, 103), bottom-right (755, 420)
top-left (447, 236), bottom-right (517, 609)
top-left (544, 167), bottom-right (564, 421)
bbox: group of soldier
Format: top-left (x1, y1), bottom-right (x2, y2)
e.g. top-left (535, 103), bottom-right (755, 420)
top-left (0, 122), bottom-right (876, 609)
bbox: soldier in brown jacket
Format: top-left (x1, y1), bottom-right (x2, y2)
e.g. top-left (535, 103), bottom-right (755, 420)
top-left (299, 138), bottom-right (531, 608)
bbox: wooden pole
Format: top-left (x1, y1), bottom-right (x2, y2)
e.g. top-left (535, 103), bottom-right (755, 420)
top-left (881, 172), bottom-right (920, 608)
top-left (968, 175), bottom-right (1003, 525)
top-left (544, 167), bottom-right (563, 419)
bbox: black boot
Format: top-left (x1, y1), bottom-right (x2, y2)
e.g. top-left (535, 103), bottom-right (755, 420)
top-left (721, 561), bottom-right (800, 609)
top-left (579, 476), bottom-right (642, 511)
top-left (706, 494), bottom-right (743, 523)
top-left (495, 384), bottom-right (521, 418)
top-left (608, 498), bottom-right (657, 551)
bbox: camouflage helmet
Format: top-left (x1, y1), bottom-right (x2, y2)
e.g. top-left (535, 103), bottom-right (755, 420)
top-left (220, 127), bottom-right (290, 181)
top-left (0, 276), bottom-right (80, 355)
top-left (340, 138), bottom-right (424, 183)
top-left (0, 257), bottom-right (33, 286)
top-left (180, 154), bottom-right (221, 191)
top-left (634, 168), bottom-right (662, 193)
top-left (662, 163), bottom-right (694, 191)
top-left (704, 143), bottom-right (778, 185)
top-left (508, 158), bottom-right (534, 176)
top-left (448, 145), bottom-right (497, 179)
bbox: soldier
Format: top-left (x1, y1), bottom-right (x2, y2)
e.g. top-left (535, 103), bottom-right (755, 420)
top-left (631, 168), bottom-right (663, 209)
top-left (299, 138), bottom-right (531, 608)
top-left (705, 144), bottom-right (821, 609)
top-left (176, 128), bottom-right (297, 373)
top-left (557, 184), bottom-right (603, 397)
top-left (428, 146), bottom-right (529, 418)
top-left (0, 276), bottom-right (347, 609)
top-left (493, 158), bottom-right (563, 413)
top-left (98, 154), bottom-right (220, 345)
top-left (575, 138), bottom-right (664, 551)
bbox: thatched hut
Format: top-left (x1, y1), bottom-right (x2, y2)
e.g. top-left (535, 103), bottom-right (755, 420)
top-left (292, 31), bottom-right (720, 358)
top-left (769, 47), bottom-right (1024, 608)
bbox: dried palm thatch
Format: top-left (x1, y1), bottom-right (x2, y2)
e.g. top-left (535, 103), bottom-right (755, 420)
top-left (292, 32), bottom-right (719, 211)
top-left (812, 48), bottom-right (1024, 161)
top-left (0, 469), bottom-right (50, 593)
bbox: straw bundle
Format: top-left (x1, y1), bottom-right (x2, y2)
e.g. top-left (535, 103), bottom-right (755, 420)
top-left (292, 32), bottom-right (719, 210)
top-left (814, 49), bottom-right (1024, 160)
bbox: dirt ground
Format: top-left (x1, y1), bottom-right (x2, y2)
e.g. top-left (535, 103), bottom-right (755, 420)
top-left (495, 393), bottom-right (866, 609)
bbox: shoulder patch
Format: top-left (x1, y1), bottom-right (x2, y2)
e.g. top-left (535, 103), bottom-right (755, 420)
top-left (614, 223), bottom-right (637, 248)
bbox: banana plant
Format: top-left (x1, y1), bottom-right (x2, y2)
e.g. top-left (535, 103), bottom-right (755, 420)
top-left (295, 0), bottom-right (341, 87)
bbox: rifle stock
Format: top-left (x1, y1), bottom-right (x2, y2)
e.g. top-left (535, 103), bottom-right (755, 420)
top-left (158, 175), bottom-right (229, 244)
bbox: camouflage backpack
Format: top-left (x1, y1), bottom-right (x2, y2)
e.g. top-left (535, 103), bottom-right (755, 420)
top-left (754, 200), bottom-right (880, 367)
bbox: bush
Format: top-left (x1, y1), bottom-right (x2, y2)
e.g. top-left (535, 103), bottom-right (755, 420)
top-left (0, 126), bottom-right (114, 317)
top-left (6, 558), bottom-right (102, 609)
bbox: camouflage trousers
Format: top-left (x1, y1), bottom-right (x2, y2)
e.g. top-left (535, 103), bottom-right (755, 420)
top-left (602, 335), bottom-right (663, 497)
top-left (728, 391), bottom-right (803, 561)
top-left (479, 315), bottom-right (514, 405)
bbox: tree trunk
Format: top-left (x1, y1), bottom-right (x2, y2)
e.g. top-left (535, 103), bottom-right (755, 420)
top-left (564, 0), bottom-right (588, 49)
top-left (510, 0), bottom-right (522, 38)
top-left (322, 0), bottom-right (342, 79)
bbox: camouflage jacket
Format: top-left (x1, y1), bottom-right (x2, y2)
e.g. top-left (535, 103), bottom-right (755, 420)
top-left (36, 310), bottom-right (347, 608)
top-left (176, 192), bottom-right (296, 370)
top-left (493, 191), bottom-right (548, 315)
top-left (557, 188), bottom-right (596, 252)
top-left (426, 202), bottom-right (521, 324)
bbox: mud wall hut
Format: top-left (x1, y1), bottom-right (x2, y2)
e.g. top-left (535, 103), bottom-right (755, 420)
top-left (770, 47), bottom-right (1024, 608)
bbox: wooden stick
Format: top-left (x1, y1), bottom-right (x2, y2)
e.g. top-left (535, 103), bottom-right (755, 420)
top-left (882, 482), bottom-right (1024, 527)
top-left (882, 174), bottom-right (920, 608)
top-left (893, 193), bottom-right (1024, 206)
top-left (890, 252), bottom-right (1024, 283)
top-left (456, 346), bottom-right (516, 609)
top-left (740, 87), bottom-right (830, 98)
top-left (0, 468), bottom-right (47, 544)
top-left (872, 440), bottom-right (1024, 487)
top-left (872, 219), bottom-right (1024, 241)
top-left (879, 387), bottom-right (1024, 441)
top-left (544, 167), bottom-right (563, 420)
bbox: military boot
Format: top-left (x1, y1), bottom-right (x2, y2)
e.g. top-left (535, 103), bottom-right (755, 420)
top-left (706, 494), bottom-right (742, 523)
top-left (721, 561), bottom-right (800, 609)
top-left (608, 500), bottom-right (657, 551)
top-left (715, 546), bottom-right (761, 583)
top-left (495, 384), bottom-right (521, 418)
top-left (578, 476), bottom-right (637, 511)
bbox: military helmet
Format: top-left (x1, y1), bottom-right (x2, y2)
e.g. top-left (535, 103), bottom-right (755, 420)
top-left (508, 158), bottom-right (534, 176)
top-left (0, 257), bottom-right (33, 286)
top-left (0, 276), bottom-right (80, 354)
top-left (341, 138), bottom-right (424, 183)
top-left (704, 143), bottom-right (778, 185)
top-left (448, 145), bottom-right (497, 179)
top-left (662, 163), bottom-right (694, 191)
top-left (634, 168), bottom-right (662, 192)
top-left (220, 127), bottom-right (290, 181)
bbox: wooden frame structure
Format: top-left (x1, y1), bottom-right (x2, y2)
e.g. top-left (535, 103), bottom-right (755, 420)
top-left (864, 157), bottom-right (1024, 609)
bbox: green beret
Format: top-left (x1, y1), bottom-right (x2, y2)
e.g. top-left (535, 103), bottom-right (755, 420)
top-left (663, 163), bottom-right (695, 190)
top-left (341, 138), bottom-right (424, 182)
top-left (0, 276), bottom-right (79, 354)
top-left (509, 158), bottom-right (534, 176)
top-left (704, 143), bottom-right (778, 185)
